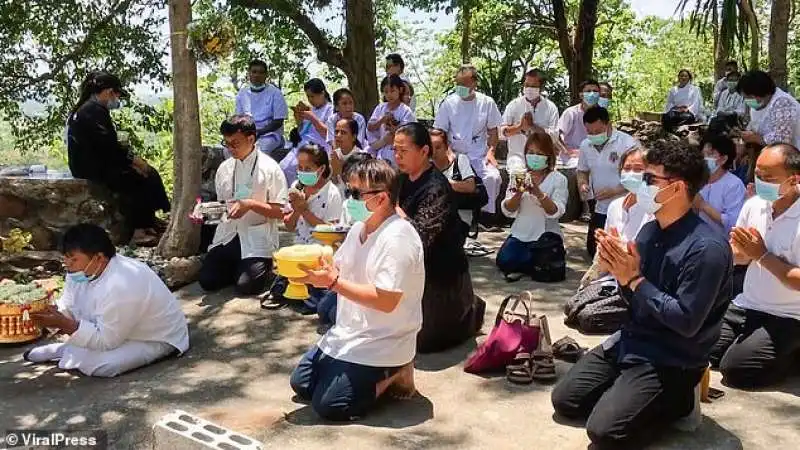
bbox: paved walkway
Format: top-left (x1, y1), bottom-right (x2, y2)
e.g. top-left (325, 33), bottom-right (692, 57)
top-left (1, 224), bottom-right (798, 449)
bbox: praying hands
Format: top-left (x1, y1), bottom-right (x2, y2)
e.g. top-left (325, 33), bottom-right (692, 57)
top-left (596, 229), bottom-right (642, 288)
top-left (730, 227), bottom-right (768, 261)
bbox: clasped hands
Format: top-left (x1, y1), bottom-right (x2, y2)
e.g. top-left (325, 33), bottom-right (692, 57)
top-left (730, 227), bottom-right (767, 262)
top-left (30, 305), bottom-right (78, 335)
top-left (298, 256), bottom-right (339, 289)
top-left (596, 228), bottom-right (642, 288)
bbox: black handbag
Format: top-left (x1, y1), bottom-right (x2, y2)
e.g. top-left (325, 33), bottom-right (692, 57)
top-left (451, 154), bottom-right (489, 211)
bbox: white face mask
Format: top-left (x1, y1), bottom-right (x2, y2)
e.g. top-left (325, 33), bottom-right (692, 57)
top-left (523, 87), bottom-right (541, 101)
top-left (637, 184), bottom-right (663, 214)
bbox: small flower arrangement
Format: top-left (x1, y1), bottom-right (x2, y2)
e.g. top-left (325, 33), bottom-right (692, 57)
top-left (187, 10), bottom-right (236, 64)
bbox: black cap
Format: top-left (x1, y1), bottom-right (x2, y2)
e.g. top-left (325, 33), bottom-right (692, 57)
top-left (92, 72), bottom-right (130, 99)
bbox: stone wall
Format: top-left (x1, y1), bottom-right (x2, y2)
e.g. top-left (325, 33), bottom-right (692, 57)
top-left (0, 176), bottom-right (127, 251)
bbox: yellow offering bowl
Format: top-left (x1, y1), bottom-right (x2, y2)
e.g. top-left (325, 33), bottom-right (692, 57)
top-left (273, 244), bottom-right (334, 300)
top-left (311, 231), bottom-right (347, 249)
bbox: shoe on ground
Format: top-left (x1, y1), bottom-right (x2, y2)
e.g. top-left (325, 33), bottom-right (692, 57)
top-left (505, 272), bottom-right (525, 283)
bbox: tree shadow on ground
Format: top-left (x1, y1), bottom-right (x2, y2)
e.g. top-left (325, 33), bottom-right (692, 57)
top-left (283, 392), bottom-right (434, 429)
top-left (415, 339), bottom-right (477, 372)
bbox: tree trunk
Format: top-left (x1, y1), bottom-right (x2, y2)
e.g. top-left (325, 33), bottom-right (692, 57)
top-left (460, 3), bottom-right (472, 63)
top-left (555, 0), bottom-right (599, 104)
top-left (342, 0), bottom-right (379, 116)
top-left (739, 0), bottom-right (760, 70)
top-left (552, 0), bottom-right (576, 101)
top-left (158, 0), bottom-right (202, 258)
top-left (768, 0), bottom-right (790, 89)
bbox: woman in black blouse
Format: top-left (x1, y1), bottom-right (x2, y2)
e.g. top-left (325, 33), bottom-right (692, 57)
top-left (394, 122), bottom-right (485, 353)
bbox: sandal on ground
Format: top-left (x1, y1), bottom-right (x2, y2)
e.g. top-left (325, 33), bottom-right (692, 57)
top-left (260, 292), bottom-right (288, 310)
top-left (506, 352), bottom-right (534, 385)
top-left (531, 350), bottom-right (557, 382)
top-left (552, 336), bottom-right (586, 363)
top-left (504, 272), bottom-right (525, 283)
top-left (465, 241), bottom-right (492, 257)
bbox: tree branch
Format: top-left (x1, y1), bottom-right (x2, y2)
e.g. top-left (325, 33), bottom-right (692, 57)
top-left (234, 0), bottom-right (346, 69)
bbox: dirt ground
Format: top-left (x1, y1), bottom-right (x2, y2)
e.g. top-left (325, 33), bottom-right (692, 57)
top-left (1, 224), bottom-right (798, 449)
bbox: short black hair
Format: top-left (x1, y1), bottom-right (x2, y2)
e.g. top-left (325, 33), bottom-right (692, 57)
top-left (297, 143), bottom-right (331, 179)
top-left (248, 59), bottom-right (268, 72)
top-left (332, 88), bottom-right (354, 108)
top-left (702, 134), bottom-right (736, 170)
top-left (220, 114), bottom-right (257, 137)
top-left (61, 223), bottom-right (116, 258)
top-left (288, 127), bottom-right (302, 146)
top-left (583, 106), bottom-right (610, 124)
top-left (645, 141), bottom-right (708, 197)
top-left (678, 69), bottom-right (694, 80)
top-left (342, 152), bottom-right (373, 182)
top-left (737, 70), bottom-right (777, 97)
top-left (386, 53), bottom-right (405, 70)
top-left (726, 60), bottom-right (738, 68)
top-left (396, 122), bottom-right (432, 155)
top-left (769, 144), bottom-right (800, 175)
top-left (380, 74), bottom-right (405, 91)
top-left (523, 68), bottom-right (545, 84)
top-left (350, 158), bottom-right (399, 205)
top-left (579, 79), bottom-right (600, 91)
top-left (599, 81), bottom-right (613, 94)
top-left (726, 71), bottom-right (741, 80)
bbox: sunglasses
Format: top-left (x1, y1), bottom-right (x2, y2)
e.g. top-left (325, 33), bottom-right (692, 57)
top-left (643, 172), bottom-right (676, 186)
top-left (345, 188), bottom-right (383, 201)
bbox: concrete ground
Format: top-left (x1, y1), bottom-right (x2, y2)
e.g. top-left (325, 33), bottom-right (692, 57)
top-left (1, 224), bottom-right (799, 450)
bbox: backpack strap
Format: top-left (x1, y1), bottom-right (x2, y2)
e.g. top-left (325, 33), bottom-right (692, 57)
top-left (451, 156), bottom-right (463, 181)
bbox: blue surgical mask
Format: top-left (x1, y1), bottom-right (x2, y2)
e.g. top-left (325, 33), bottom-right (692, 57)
top-left (598, 97), bottom-right (610, 109)
top-left (745, 98), bottom-right (762, 110)
top-left (250, 83), bottom-right (266, 92)
top-left (588, 132), bottom-right (609, 146)
top-left (107, 98), bottom-right (121, 110)
top-left (755, 176), bottom-right (781, 202)
top-left (346, 199), bottom-right (373, 222)
top-left (526, 154), bottom-right (548, 171)
top-left (583, 92), bottom-right (600, 106)
top-left (455, 85), bottom-right (471, 99)
top-left (620, 171), bottom-right (644, 193)
top-left (65, 258), bottom-right (99, 284)
top-left (705, 157), bottom-right (719, 174)
top-left (297, 170), bottom-right (320, 186)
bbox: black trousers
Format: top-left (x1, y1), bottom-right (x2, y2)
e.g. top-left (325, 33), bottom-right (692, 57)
top-left (586, 201), bottom-right (607, 257)
top-left (552, 345), bottom-right (704, 450)
top-left (662, 110), bottom-right (697, 131)
top-left (710, 304), bottom-right (800, 388)
top-left (101, 167), bottom-right (170, 230)
top-left (198, 235), bottom-right (273, 296)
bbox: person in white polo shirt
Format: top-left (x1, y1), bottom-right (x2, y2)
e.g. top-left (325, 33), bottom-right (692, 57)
top-left (577, 107), bottom-right (638, 257)
top-left (710, 143), bottom-right (800, 388)
top-left (434, 64), bottom-right (503, 224)
top-left (290, 158), bottom-right (424, 421)
top-left (500, 68), bottom-right (560, 165)
top-left (198, 115), bottom-right (288, 296)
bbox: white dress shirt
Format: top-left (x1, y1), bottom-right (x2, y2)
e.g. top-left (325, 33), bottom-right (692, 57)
top-left (665, 83), bottom-right (704, 118)
top-left (211, 148), bottom-right (289, 258)
top-left (501, 95), bottom-right (560, 162)
top-left (434, 92), bottom-right (502, 160)
top-left (501, 170), bottom-right (568, 242)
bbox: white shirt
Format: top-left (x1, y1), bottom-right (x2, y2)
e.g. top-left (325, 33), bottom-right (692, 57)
top-left (58, 255), bottom-right (189, 353)
top-left (318, 216), bottom-right (425, 366)
top-left (299, 102), bottom-right (334, 149)
top-left (434, 92), bottom-right (502, 160)
top-left (751, 88), bottom-right (800, 149)
top-left (733, 196), bottom-right (800, 320)
top-left (235, 85), bottom-right (288, 144)
top-left (325, 112), bottom-right (368, 150)
top-left (715, 89), bottom-right (747, 117)
top-left (211, 149), bottom-right (289, 258)
top-left (289, 180), bottom-right (344, 244)
top-left (501, 96), bottom-right (560, 162)
top-left (577, 129), bottom-right (639, 214)
top-left (501, 170), bottom-right (568, 242)
top-left (605, 195), bottom-right (652, 244)
top-left (441, 153), bottom-right (476, 227)
top-left (367, 102), bottom-right (416, 164)
top-left (665, 83), bottom-right (704, 118)
top-left (558, 104), bottom-right (586, 168)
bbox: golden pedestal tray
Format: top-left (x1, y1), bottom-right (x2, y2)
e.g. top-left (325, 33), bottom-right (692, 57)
top-left (273, 244), bottom-right (334, 300)
top-left (0, 282), bottom-right (53, 344)
top-left (311, 224), bottom-right (350, 249)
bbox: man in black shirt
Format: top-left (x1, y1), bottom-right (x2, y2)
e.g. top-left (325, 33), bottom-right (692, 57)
top-left (552, 141), bottom-right (732, 449)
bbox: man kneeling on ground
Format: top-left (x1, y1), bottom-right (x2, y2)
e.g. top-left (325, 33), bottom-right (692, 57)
top-left (26, 224), bottom-right (189, 377)
top-left (289, 159), bottom-right (424, 421)
top-left (710, 143), bottom-right (800, 388)
top-left (552, 141), bottom-right (732, 449)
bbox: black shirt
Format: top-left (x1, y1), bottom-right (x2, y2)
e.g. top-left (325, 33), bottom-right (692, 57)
top-left (617, 211), bottom-right (733, 368)
top-left (67, 100), bottom-right (133, 181)
top-left (398, 166), bottom-right (468, 280)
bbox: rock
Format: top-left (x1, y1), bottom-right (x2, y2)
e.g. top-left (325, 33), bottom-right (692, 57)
top-left (162, 256), bottom-right (203, 290)
top-left (201, 146), bottom-right (226, 201)
top-left (617, 119), bottom-right (707, 151)
top-left (0, 251), bottom-right (63, 280)
top-left (0, 176), bottom-right (128, 251)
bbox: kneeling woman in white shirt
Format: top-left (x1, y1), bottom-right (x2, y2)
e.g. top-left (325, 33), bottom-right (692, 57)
top-left (497, 128), bottom-right (569, 282)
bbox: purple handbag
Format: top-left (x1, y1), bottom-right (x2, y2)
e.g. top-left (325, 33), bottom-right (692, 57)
top-left (464, 292), bottom-right (540, 374)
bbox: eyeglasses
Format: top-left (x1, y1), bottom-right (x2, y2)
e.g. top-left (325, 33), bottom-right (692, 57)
top-left (643, 172), bottom-right (676, 186)
top-left (345, 188), bottom-right (383, 201)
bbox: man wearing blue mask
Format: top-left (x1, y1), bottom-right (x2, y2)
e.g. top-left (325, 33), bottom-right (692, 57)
top-left (711, 143), bottom-right (800, 389)
top-left (235, 59), bottom-right (289, 156)
top-left (558, 79), bottom-right (601, 168)
top-left (434, 64), bottom-right (503, 229)
top-left (598, 82), bottom-right (613, 110)
top-left (554, 140), bottom-right (732, 449)
top-left (577, 106), bottom-right (638, 257)
top-left (290, 158), bottom-right (425, 421)
top-left (198, 115), bottom-right (288, 296)
top-left (25, 224), bottom-right (189, 377)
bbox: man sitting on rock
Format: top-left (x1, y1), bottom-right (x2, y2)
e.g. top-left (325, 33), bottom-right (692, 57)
top-left (26, 223), bottom-right (189, 377)
top-left (290, 158), bottom-right (424, 421)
